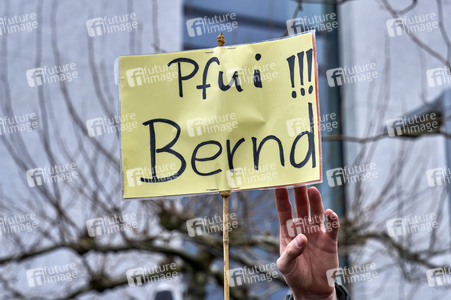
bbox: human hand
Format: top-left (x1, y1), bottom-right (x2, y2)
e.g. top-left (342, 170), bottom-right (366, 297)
top-left (275, 186), bottom-right (340, 300)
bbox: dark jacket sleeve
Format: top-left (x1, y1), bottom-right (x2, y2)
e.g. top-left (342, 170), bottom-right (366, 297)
top-left (285, 283), bottom-right (351, 300)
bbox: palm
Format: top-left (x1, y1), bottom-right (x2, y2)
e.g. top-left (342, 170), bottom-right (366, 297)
top-left (276, 186), bottom-right (339, 299)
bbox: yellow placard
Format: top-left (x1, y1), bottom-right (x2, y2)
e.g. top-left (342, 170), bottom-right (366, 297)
top-left (119, 32), bottom-right (322, 198)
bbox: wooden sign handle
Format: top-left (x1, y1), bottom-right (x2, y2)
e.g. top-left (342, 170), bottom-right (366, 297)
top-left (220, 190), bottom-right (231, 300)
top-left (217, 32), bottom-right (231, 300)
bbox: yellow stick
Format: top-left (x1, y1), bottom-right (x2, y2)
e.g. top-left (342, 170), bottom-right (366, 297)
top-left (220, 190), bottom-right (231, 300)
top-left (217, 32), bottom-right (230, 300)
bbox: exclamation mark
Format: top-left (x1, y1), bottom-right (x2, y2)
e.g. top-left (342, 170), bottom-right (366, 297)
top-left (286, 54), bottom-right (297, 98)
top-left (286, 48), bottom-right (314, 98)
top-left (306, 48), bottom-right (313, 95)
top-left (297, 51), bottom-right (305, 96)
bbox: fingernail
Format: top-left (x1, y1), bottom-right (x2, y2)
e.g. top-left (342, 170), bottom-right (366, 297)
top-left (294, 235), bottom-right (305, 248)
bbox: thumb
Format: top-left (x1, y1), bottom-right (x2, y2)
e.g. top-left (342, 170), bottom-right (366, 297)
top-left (277, 234), bottom-right (308, 275)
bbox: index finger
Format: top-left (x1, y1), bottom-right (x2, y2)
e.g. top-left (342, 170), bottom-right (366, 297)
top-left (275, 188), bottom-right (294, 241)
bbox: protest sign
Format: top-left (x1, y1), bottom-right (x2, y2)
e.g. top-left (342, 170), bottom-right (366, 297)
top-left (119, 32), bottom-right (321, 198)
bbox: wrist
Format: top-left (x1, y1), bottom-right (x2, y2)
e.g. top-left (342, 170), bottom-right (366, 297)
top-left (293, 288), bottom-right (337, 300)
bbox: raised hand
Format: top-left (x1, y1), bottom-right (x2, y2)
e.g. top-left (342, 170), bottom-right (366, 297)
top-left (275, 186), bottom-right (340, 300)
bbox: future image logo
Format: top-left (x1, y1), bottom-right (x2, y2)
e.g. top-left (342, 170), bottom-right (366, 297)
top-left (86, 18), bottom-right (104, 37)
top-left (386, 218), bottom-right (405, 237)
top-left (126, 168), bottom-right (144, 187)
top-left (386, 18), bottom-right (404, 37)
top-left (126, 263), bottom-right (178, 287)
top-left (86, 213), bottom-right (138, 237)
top-left (326, 168), bottom-right (344, 187)
top-left (86, 114), bottom-right (138, 137)
top-left (286, 118), bottom-right (310, 137)
top-left (86, 218), bottom-right (105, 237)
top-left (26, 264), bottom-right (78, 287)
top-left (326, 68), bottom-right (344, 87)
top-left (286, 216), bottom-right (338, 237)
top-left (25, 68), bottom-right (44, 87)
top-left (126, 68), bottom-right (144, 87)
top-left (227, 264), bottom-right (278, 287)
top-left (426, 167), bottom-right (451, 187)
top-left (326, 264), bottom-right (377, 287)
top-left (126, 164), bottom-right (178, 187)
top-left (186, 14), bottom-right (238, 37)
top-left (186, 18), bottom-right (204, 37)
top-left (385, 114), bottom-right (438, 137)
top-left (0, 13), bottom-right (38, 36)
top-left (26, 268), bottom-right (45, 287)
top-left (86, 118), bottom-right (104, 136)
top-left (186, 214), bottom-right (238, 237)
top-left (228, 268), bottom-right (245, 287)
top-left (126, 268), bottom-right (145, 286)
top-left (386, 13), bottom-right (438, 37)
top-left (286, 113), bottom-right (338, 136)
top-left (186, 113), bottom-right (238, 137)
top-left (186, 218), bottom-right (205, 237)
top-left (0, 213), bottom-right (38, 236)
top-left (426, 266), bottom-right (451, 287)
top-left (326, 164), bottom-right (377, 187)
top-left (286, 14), bottom-right (338, 35)
top-left (386, 214), bottom-right (438, 238)
top-left (226, 164), bottom-right (278, 188)
top-left (426, 67), bottom-right (451, 87)
top-left (125, 65), bottom-right (178, 87)
top-left (0, 113), bottom-right (38, 136)
top-left (26, 168), bottom-right (45, 187)
top-left (326, 64), bottom-right (378, 87)
top-left (26, 163), bottom-right (79, 187)
top-left (26, 63), bottom-right (78, 87)
top-left (86, 13), bottom-right (138, 37)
